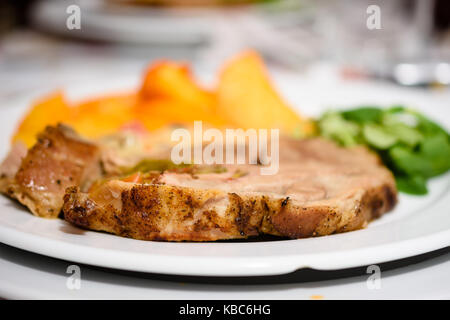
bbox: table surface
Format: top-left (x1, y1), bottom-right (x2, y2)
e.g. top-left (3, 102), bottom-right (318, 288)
top-left (0, 243), bottom-right (448, 299)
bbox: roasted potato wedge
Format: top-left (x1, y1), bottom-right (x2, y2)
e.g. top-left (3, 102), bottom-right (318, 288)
top-left (216, 50), bottom-right (313, 135)
top-left (13, 92), bottom-right (71, 147)
top-left (140, 61), bottom-right (215, 112)
top-left (69, 94), bottom-right (137, 138)
top-left (12, 51), bottom-right (315, 147)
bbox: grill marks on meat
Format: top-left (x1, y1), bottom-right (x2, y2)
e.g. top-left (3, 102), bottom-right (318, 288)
top-left (63, 138), bottom-right (397, 241)
top-left (0, 124), bottom-right (101, 218)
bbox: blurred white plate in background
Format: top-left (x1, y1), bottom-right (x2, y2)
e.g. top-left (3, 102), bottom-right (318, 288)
top-left (31, 0), bottom-right (311, 45)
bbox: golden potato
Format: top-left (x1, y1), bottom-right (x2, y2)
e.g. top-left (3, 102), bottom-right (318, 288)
top-left (140, 61), bottom-right (215, 112)
top-left (12, 92), bottom-right (71, 147)
top-left (216, 50), bottom-right (313, 135)
top-left (69, 94), bottom-right (137, 138)
top-left (137, 61), bottom-right (227, 130)
top-left (12, 51), bottom-right (315, 148)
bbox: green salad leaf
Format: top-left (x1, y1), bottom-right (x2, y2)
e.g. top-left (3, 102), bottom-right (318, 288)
top-left (389, 146), bottom-right (434, 177)
top-left (420, 133), bottom-right (450, 176)
top-left (317, 106), bottom-right (450, 195)
top-left (395, 175), bottom-right (428, 195)
top-left (385, 124), bottom-right (423, 147)
top-left (342, 107), bottom-right (383, 123)
top-left (317, 112), bottom-right (360, 147)
top-left (363, 124), bottom-right (397, 149)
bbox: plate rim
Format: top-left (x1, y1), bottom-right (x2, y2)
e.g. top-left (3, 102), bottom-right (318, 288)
top-left (0, 222), bottom-right (449, 276)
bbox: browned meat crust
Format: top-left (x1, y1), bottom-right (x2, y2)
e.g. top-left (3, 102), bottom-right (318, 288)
top-left (63, 138), bottom-right (398, 241)
top-left (269, 184), bottom-right (396, 238)
top-left (63, 183), bottom-right (263, 241)
top-left (63, 180), bottom-right (396, 241)
top-left (0, 124), bottom-right (101, 218)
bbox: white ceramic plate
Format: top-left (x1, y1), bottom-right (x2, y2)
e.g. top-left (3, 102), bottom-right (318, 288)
top-left (0, 73), bottom-right (449, 276)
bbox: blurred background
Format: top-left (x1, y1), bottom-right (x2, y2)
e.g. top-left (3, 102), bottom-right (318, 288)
top-left (0, 0), bottom-right (450, 99)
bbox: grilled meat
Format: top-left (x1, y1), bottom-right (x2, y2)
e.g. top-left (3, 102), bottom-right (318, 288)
top-left (0, 142), bottom-right (27, 184)
top-left (0, 124), bottom-right (102, 218)
top-left (63, 138), bottom-right (397, 240)
top-left (0, 123), bottom-right (397, 240)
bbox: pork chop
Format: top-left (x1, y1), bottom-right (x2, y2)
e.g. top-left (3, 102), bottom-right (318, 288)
top-left (0, 124), bottom-right (102, 218)
top-left (63, 138), bottom-right (397, 240)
